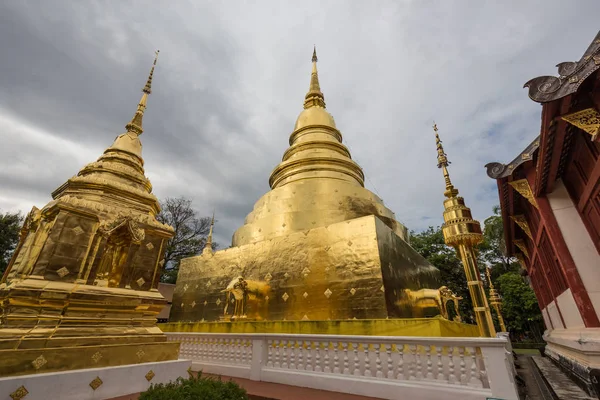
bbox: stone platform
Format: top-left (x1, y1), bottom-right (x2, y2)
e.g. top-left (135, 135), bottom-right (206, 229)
top-left (159, 317), bottom-right (479, 337)
top-left (0, 359), bottom-right (191, 400)
top-left (532, 356), bottom-right (595, 400)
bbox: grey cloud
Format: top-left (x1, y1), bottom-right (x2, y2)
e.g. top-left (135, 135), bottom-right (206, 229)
top-left (1, 0), bottom-right (599, 247)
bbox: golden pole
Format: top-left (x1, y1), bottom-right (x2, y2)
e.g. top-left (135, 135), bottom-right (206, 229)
top-left (486, 267), bottom-right (507, 332)
top-left (433, 123), bottom-right (497, 337)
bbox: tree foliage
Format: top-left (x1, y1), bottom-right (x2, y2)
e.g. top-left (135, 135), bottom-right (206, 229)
top-left (496, 272), bottom-right (543, 337)
top-left (0, 211), bottom-right (23, 277)
top-left (479, 205), bottom-right (519, 275)
top-left (156, 197), bottom-right (216, 284)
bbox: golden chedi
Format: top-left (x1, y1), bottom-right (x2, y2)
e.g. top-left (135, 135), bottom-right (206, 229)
top-left (170, 49), bottom-right (447, 324)
top-left (0, 52), bottom-right (180, 376)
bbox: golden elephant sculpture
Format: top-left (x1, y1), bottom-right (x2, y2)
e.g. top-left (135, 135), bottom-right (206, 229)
top-left (398, 286), bottom-right (463, 321)
top-left (222, 276), bottom-right (270, 319)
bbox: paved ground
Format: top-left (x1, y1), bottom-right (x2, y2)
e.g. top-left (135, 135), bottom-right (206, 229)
top-left (207, 375), bottom-right (383, 400)
top-left (531, 356), bottom-right (594, 400)
top-left (515, 354), bottom-right (552, 400)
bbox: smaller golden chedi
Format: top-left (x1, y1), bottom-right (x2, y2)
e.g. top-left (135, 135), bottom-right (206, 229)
top-left (0, 51), bottom-right (180, 376)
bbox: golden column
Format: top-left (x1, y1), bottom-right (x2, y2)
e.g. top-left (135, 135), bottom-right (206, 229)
top-left (433, 123), bottom-right (497, 337)
top-left (486, 268), bottom-right (507, 332)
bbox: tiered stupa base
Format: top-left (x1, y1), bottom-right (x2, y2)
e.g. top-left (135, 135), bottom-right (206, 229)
top-left (171, 215), bottom-right (443, 323)
top-left (0, 279), bottom-right (180, 377)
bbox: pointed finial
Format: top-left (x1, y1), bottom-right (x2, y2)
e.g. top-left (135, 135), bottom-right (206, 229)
top-left (203, 211), bottom-right (215, 254)
top-left (485, 268), bottom-right (495, 289)
top-left (125, 50), bottom-right (160, 135)
top-left (433, 122), bottom-right (459, 198)
top-left (486, 267), bottom-right (501, 303)
top-left (304, 46), bottom-right (326, 109)
top-left (143, 50), bottom-right (160, 94)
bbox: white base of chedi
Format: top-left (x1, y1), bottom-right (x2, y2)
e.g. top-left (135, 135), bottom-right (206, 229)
top-left (0, 360), bottom-right (191, 400)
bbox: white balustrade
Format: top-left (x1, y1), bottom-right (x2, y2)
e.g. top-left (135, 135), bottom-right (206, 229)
top-left (166, 332), bottom-right (518, 400)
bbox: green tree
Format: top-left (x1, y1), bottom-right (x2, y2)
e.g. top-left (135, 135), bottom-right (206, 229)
top-left (496, 272), bottom-right (543, 340)
top-left (410, 226), bottom-right (474, 323)
top-left (479, 205), bottom-right (520, 277)
top-left (0, 211), bottom-right (23, 277)
top-left (156, 197), bottom-right (217, 284)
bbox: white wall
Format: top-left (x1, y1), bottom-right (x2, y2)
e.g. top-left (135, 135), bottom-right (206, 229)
top-left (556, 288), bottom-right (585, 328)
top-left (546, 301), bottom-right (565, 329)
top-left (541, 308), bottom-right (553, 331)
top-left (547, 180), bottom-right (600, 322)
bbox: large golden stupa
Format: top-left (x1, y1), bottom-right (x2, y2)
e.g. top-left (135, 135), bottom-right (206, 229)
top-left (169, 49), bottom-right (458, 326)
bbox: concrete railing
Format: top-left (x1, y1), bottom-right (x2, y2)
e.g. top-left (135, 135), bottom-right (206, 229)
top-left (166, 332), bottom-right (519, 400)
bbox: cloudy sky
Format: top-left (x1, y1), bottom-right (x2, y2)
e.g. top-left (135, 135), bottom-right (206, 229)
top-left (1, 1), bottom-right (598, 246)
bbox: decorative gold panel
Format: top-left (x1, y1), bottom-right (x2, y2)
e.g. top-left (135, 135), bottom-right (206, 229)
top-left (515, 253), bottom-right (527, 270)
top-left (56, 266), bottom-right (70, 278)
top-left (511, 215), bottom-right (533, 240)
top-left (509, 179), bottom-right (539, 209)
top-left (145, 370), bottom-right (156, 381)
top-left (0, 341), bottom-right (180, 378)
top-left (89, 377), bottom-right (103, 391)
top-left (10, 386), bottom-right (29, 400)
top-left (91, 351), bottom-right (102, 364)
top-left (562, 107), bottom-right (600, 140)
top-left (31, 355), bottom-right (47, 370)
top-left (514, 239), bottom-right (529, 258)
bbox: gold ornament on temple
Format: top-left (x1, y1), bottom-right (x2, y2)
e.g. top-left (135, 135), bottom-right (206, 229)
top-left (434, 123), bottom-right (497, 337)
top-left (486, 268), bottom-right (507, 332)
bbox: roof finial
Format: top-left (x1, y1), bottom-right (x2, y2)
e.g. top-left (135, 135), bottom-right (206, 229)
top-left (304, 46), bottom-right (326, 109)
top-left (485, 267), bottom-right (495, 290)
top-left (125, 50), bottom-right (160, 136)
top-left (433, 122), bottom-right (459, 198)
top-left (203, 211), bottom-right (215, 255)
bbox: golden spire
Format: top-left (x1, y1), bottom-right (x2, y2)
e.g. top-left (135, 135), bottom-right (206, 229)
top-left (486, 267), bottom-right (507, 332)
top-left (433, 123), bottom-right (459, 198)
top-left (485, 268), bottom-right (495, 290)
top-left (303, 46), bottom-right (326, 109)
top-left (125, 50), bottom-right (159, 136)
top-left (203, 212), bottom-right (215, 254)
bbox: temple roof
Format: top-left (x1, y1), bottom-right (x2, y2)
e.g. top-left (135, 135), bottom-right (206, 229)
top-left (524, 30), bottom-right (600, 103)
top-left (485, 136), bottom-right (540, 180)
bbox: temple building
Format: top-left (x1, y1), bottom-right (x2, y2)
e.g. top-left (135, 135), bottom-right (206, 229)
top-left (486, 30), bottom-right (600, 395)
top-left (170, 49), bottom-right (457, 326)
top-left (0, 52), bottom-right (181, 377)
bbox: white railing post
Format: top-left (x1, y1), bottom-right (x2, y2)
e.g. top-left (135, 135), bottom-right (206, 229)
top-left (480, 344), bottom-right (519, 400)
top-left (250, 337), bottom-right (267, 381)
